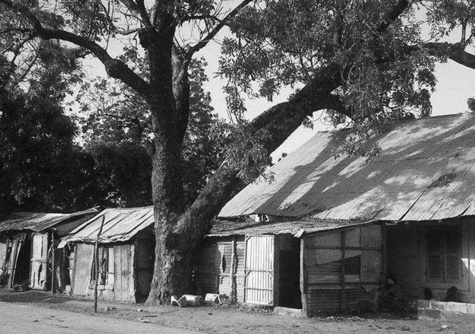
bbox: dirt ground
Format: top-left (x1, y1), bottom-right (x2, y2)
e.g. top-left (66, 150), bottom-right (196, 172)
top-left (1, 290), bottom-right (475, 334)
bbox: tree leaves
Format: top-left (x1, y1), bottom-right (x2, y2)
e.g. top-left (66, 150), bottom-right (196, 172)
top-left (0, 63), bottom-right (102, 212)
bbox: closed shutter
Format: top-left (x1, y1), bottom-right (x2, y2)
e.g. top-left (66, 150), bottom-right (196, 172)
top-left (426, 228), bottom-right (444, 280)
top-left (425, 225), bottom-right (461, 282)
top-left (446, 228), bottom-right (461, 280)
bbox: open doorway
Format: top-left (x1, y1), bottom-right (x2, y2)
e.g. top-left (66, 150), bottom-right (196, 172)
top-left (135, 231), bottom-right (156, 303)
top-left (278, 235), bottom-right (302, 309)
top-left (13, 235), bottom-right (32, 286)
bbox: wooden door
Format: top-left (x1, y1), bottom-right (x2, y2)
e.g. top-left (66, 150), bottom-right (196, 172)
top-left (114, 244), bottom-right (134, 301)
top-left (244, 235), bottom-right (274, 305)
top-left (30, 234), bottom-right (48, 290)
top-left (72, 243), bottom-right (94, 296)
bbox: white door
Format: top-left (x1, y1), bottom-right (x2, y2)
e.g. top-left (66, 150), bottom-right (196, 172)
top-left (30, 233), bottom-right (48, 290)
top-left (244, 235), bottom-right (274, 305)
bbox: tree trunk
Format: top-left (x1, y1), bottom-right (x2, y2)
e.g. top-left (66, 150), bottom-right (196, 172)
top-left (147, 108), bottom-right (189, 304)
top-left (146, 62), bottom-right (347, 304)
top-left (143, 11), bottom-right (193, 304)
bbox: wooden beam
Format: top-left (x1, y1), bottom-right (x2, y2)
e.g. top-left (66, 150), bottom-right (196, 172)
top-left (7, 238), bottom-right (17, 288)
top-left (381, 223), bottom-right (388, 297)
top-left (71, 244), bottom-right (78, 293)
top-left (51, 231), bottom-right (55, 293)
top-left (230, 237), bottom-right (237, 302)
top-left (305, 245), bottom-right (382, 251)
top-left (243, 236), bottom-right (249, 303)
top-left (340, 231), bottom-right (347, 313)
top-left (94, 216), bottom-right (106, 313)
top-left (273, 235), bottom-right (279, 307)
top-left (300, 238), bottom-right (308, 317)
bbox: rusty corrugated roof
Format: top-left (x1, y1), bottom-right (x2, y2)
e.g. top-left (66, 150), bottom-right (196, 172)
top-left (63, 206), bottom-right (154, 244)
top-left (219, 113), bottom-right (475, 222)
top-left (208, 219), bottom-right (374, 237)
top-left (0, 208), bottom-right (98, 233)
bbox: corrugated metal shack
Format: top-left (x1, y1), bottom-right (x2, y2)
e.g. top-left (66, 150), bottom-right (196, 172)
top-left (0, 209), bottom-right (97, 291)
top-left (195, 219), bottom-right (383, 316)
top-left (203, 113), bottom-right (475, 314)
top-left (60, 206), bottom-right (155, 303)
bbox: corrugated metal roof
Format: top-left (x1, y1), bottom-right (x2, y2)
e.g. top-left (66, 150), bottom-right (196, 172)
top-left (63, 206), bottom-right (154, 244)
top-left (208, 219), bottom-right (374, 238)
top-left (0, 208), bottom-right (98, 233)
top-left (219, 113), bottom-right (475, 222)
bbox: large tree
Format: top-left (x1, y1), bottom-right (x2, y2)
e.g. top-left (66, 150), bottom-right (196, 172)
top-left (2, 0), bottom-right (475, 304)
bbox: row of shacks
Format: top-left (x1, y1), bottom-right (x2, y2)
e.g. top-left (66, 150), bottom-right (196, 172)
top-left (2, 113), bottom-right (475, 316)
top-left (0, 210), bottom-right (96, 291)
top-left (0, 207), bottom-right (155, 303)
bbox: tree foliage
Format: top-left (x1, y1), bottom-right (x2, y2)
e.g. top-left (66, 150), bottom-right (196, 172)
top-left (221, 1), bottom-right (436, 133)
top-left (0, 52), bottom-right (107, 213)
top-left (76, 57), bottom-right (226, 207)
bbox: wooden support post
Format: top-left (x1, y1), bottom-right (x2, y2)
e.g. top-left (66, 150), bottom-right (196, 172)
top-left (468, 223), bottom-right (471, 292)
top-left (230, 238), bottom-right (237, 303)
top-left (273, 235), bottom-right (279, 307)
top-left (7, 238), bottom-right (17, 288)
top-left (9, 237), bottom-right (22, 288)
top-left (51, 231), bottom-right (55, 293)
top-left (71, 244), bottom-right (77, 293)
top-left (243, 236), bottom-right (249, 303)
top-left (94, 216), bottom-right (106, 313)
top-left (340, 231), bottom-right (347, 313)
top-left (300, 238), bottom-right (308, 317)
top-left (381, 223), bottom-right (387, 295)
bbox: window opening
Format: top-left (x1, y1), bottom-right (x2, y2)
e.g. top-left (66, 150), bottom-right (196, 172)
top-left (426, 225), bottom-right (461, 282)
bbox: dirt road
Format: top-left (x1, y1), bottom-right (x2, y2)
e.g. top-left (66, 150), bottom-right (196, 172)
top-left (0, 301), bottom-right (200, 334)
top-left (1, 290), bottom-right (475, 334)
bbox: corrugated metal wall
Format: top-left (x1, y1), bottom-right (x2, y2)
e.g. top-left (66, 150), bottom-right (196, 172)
top-left (194, 242), bottom-right (220, 294)
top-left (244, 235), bottom-right (274, 305)
top-left (194, 237), bottom-right (246, 301)
top-left (303, 225), bottom-right (383, 315)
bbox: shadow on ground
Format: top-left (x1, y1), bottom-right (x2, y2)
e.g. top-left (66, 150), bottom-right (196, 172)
top-left (0, 288), bottom-right (474, 334)
top-left (0, 289), bottom-right (73, 304)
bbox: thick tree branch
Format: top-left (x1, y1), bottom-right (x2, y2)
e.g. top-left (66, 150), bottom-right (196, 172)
top-left (185, 0), bottom-right (253, 64)
top-left (119, 0), bottom-right (153, 27)
top-left (173, 62), bottom-right (344, 251)
top-left (397, 42), bottom-right (475, 69)
top-left (376, 0), bottom-right (411, 33)
top-left (439, 44), bottom-right (475, 69)
top-left (0, 0), bottom-right (151, 99)
top-left (171, 46), bottom-right (190, 147)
